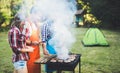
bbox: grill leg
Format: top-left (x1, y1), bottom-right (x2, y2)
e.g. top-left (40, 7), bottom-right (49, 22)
top-left (57, 70), bottom-right (62, 73)
top-left (73, 70), bottom-right (75, 73)
top-left (47, 72), bottom-right (53, 73)
top-left (79, 58), bottom-right (81, 73)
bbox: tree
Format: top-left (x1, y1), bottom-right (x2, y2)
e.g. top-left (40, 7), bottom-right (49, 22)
top-left (77, 0), bottom-right (120, 29)
top-left (0, 0), bottom-right (21, 28)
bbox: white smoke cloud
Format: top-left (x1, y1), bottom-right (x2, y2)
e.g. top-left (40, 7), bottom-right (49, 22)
top-left (18, 0), bottom-right (77, 60)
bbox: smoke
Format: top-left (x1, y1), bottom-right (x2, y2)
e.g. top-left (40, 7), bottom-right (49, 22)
top-left (18, 0), bottom-right (77, 60)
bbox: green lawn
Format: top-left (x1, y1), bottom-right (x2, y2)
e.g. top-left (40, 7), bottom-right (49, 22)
top-left (0, 28), bottom-right (120, 73)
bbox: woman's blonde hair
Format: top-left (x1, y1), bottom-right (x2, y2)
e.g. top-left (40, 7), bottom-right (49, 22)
top-left (11, 14), bottom-right (22, 28)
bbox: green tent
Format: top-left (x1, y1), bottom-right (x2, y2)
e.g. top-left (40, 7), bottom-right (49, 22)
top-left (82, 28), bottom-right (109, 46)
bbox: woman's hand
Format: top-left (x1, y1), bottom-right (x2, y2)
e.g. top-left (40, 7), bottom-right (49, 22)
top-left (25, 46), bottom-right (34, 52)
top-left (21, 46), bottom-right (34, 53)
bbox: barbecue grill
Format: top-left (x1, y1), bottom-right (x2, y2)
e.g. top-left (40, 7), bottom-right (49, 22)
top-left (35, 53), bottom-right (81, 73)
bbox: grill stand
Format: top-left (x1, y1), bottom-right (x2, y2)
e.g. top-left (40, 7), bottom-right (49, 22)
top-left (47, 54), bottom-right (81, 73)
top-left (35, 54), bottom-right (81, 73)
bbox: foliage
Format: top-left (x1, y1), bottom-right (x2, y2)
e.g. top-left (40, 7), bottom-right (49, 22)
top-left (84, 14), bottom-right (101, 25)
top-left (78, 0), bottom-right (120, 28)
top-left (0, 0), bottom-right (11, 27)
top-left (0, 0), bottom-right (21, 28)
top-left (0, 0), bottom-right (120, 30)
top-left (77, 0), bottom-right (101, 25)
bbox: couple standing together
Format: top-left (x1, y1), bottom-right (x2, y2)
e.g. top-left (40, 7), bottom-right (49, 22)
top-left (8, 14), bottom-right (56, 73)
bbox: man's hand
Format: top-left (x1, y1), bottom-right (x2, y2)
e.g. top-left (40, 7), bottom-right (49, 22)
top-left (43, 49), bottom-right (49, 55)
top-left (32, 41), bottom-right (42, 45)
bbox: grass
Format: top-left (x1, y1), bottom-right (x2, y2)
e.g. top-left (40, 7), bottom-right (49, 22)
top-left (0, 31), bottom-right (13, 73)
top-left (0, 27), bottom-right (120, 73)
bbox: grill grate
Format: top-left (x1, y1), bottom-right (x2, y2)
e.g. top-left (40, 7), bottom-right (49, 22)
top-left (35, 54), bottom-right (81, 73)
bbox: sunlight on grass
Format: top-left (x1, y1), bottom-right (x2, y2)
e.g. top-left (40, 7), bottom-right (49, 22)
top-left (0, 28), bottom-right (120, 73)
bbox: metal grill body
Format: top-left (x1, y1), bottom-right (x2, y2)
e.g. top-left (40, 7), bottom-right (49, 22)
top-left (35, 54), bottom-right (81, 73)
top-left (47, 54), bottom-right (81, 73)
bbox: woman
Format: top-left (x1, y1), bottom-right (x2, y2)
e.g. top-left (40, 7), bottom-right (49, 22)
top-left (8, 15), bottom-right (34, 73)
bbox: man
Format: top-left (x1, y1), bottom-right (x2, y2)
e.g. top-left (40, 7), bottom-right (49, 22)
top-left (41, 19), bottom-right (57, 73)
top-left (26, 19), bottom-right (42, 73)
top-left (26, 14), bottom-right (49, 73)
